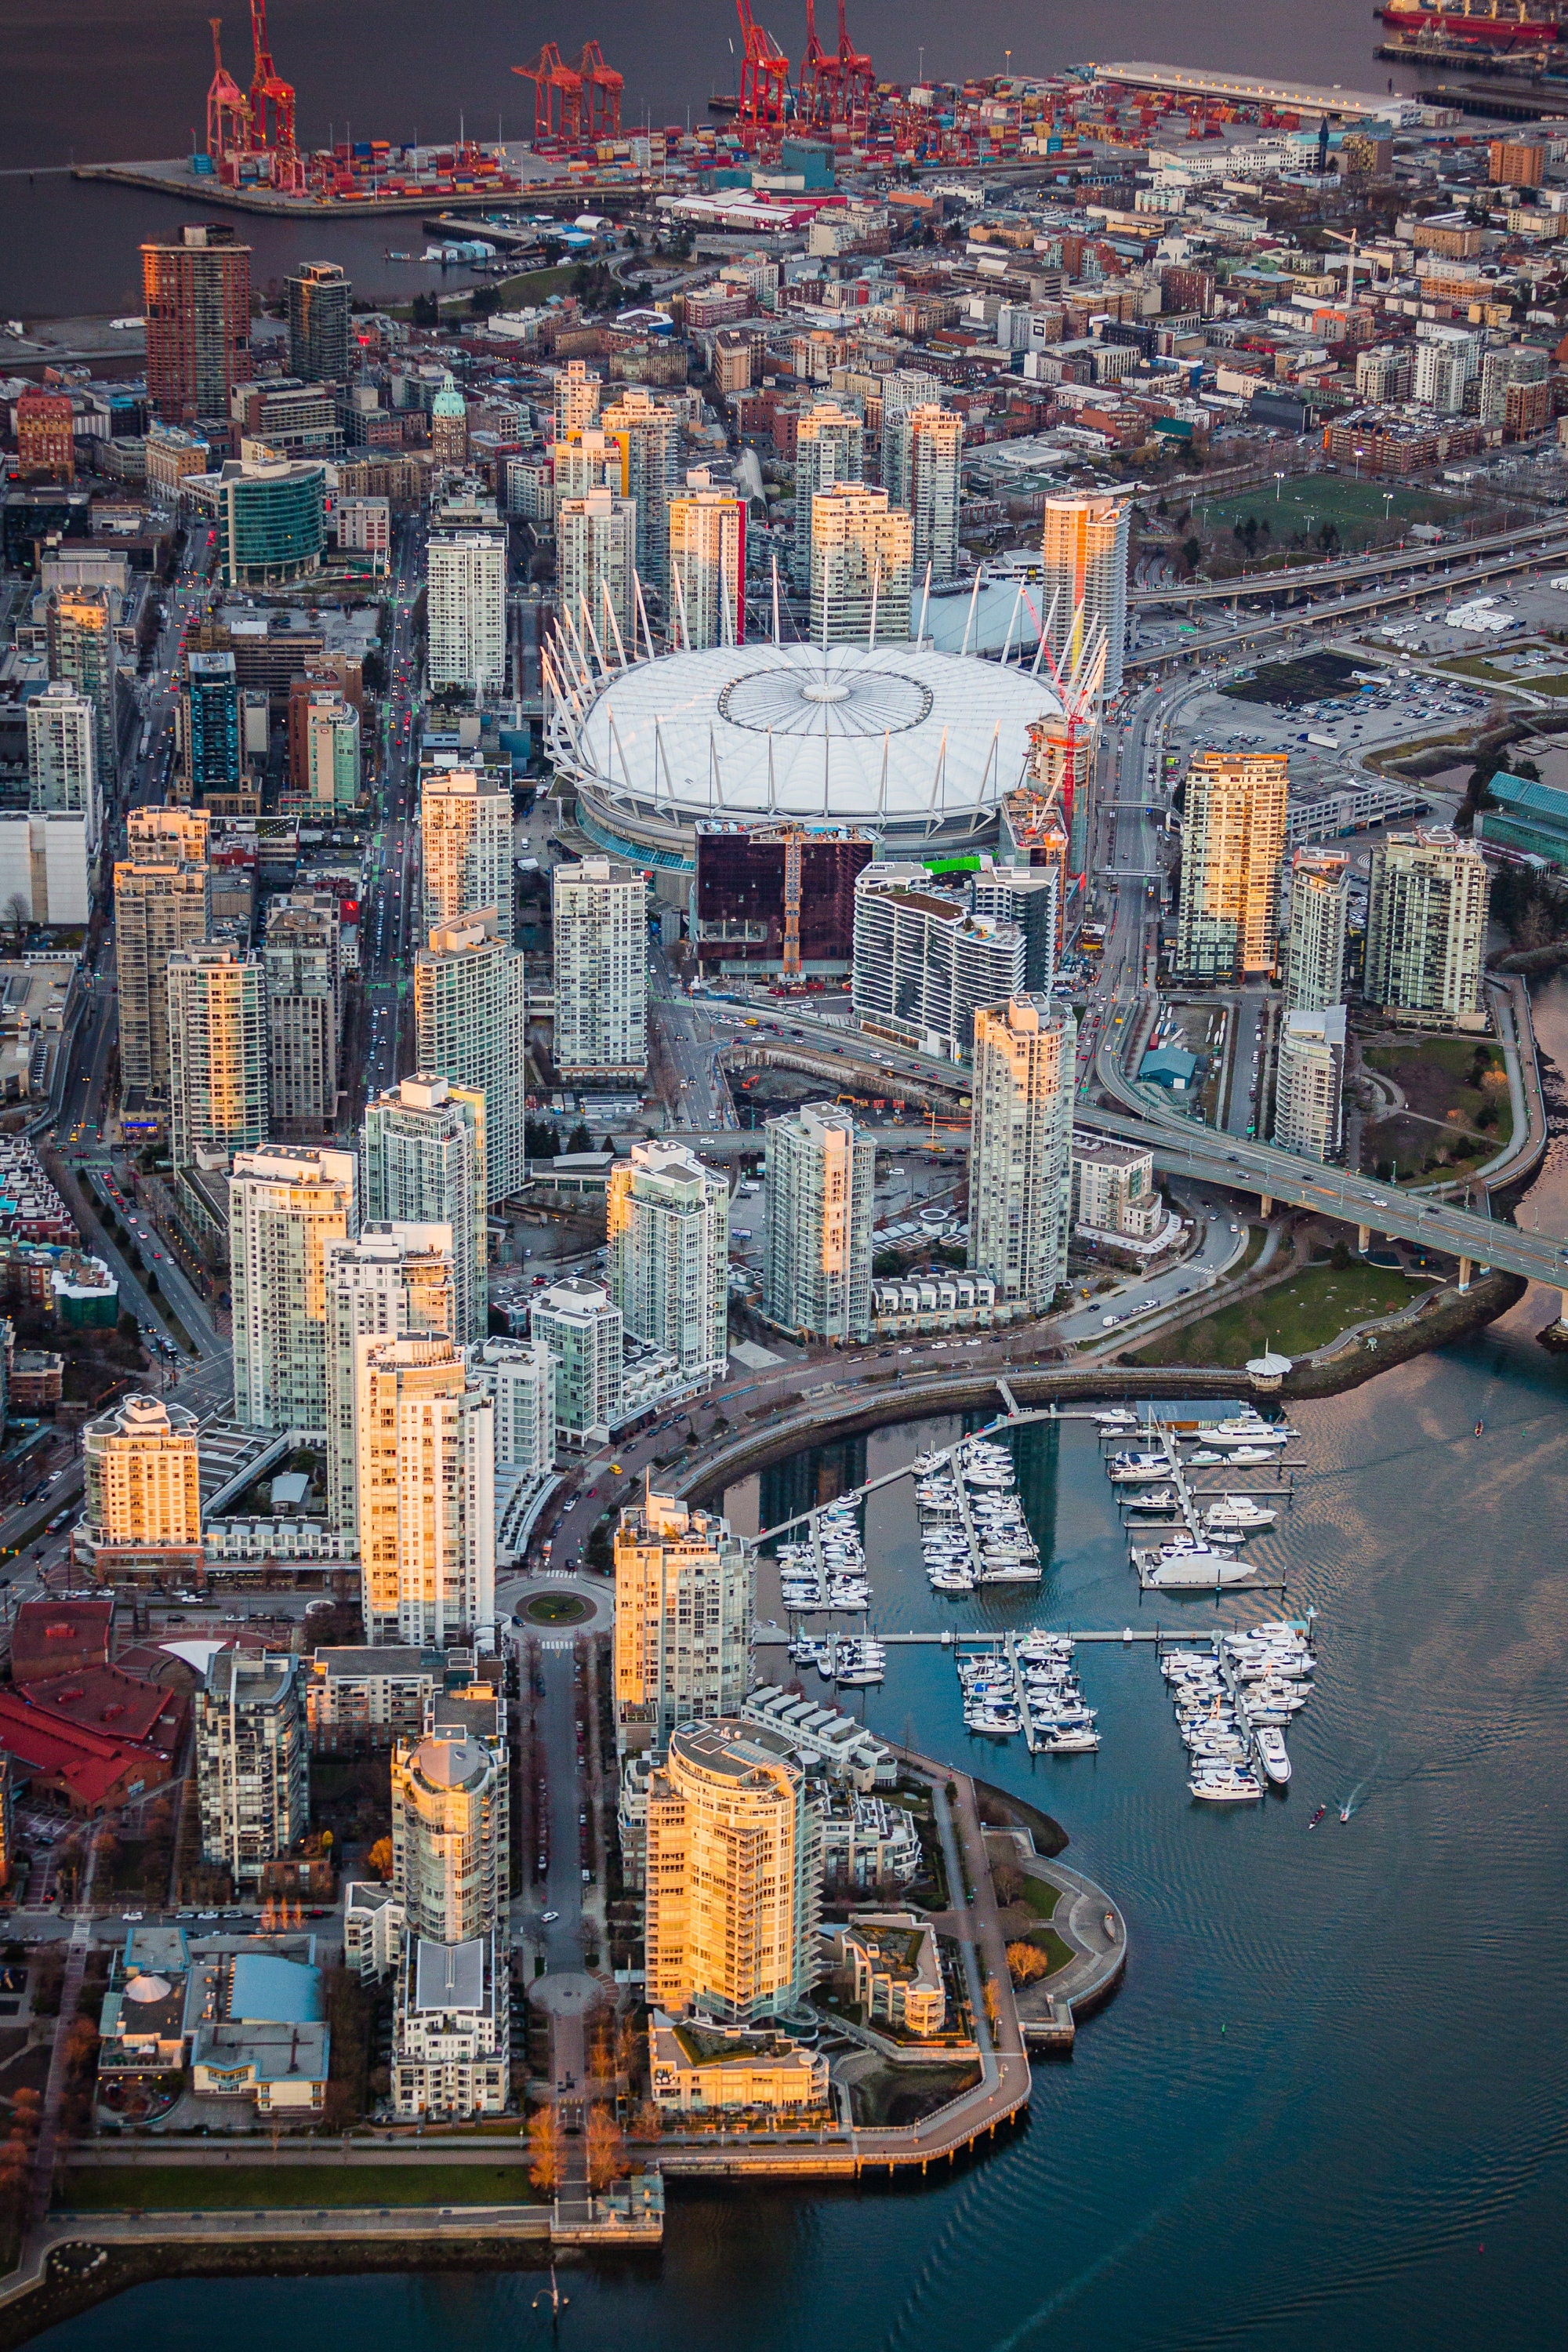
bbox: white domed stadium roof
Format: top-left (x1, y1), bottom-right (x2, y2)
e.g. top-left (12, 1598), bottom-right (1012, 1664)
top-left (551, 641), bottom-right (1064, 863)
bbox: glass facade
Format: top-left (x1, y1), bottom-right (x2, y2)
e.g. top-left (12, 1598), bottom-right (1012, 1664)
top-left (219, 465), bottom-right (325, 587)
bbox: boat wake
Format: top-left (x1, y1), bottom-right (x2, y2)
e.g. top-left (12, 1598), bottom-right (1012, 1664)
top-left (1338, 1748), bottom-right (1385, 1821)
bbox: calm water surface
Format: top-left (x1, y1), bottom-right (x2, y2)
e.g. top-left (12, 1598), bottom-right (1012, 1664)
top-left (3, 0), bottom-right (1423, 314)
top-left (32, 985), bottom-right (1568, 2348)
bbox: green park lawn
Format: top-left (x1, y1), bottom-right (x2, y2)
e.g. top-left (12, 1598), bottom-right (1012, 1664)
top-left (59, 2162), bottom-right (535, 2212)
top-left (1128, 1261), bottom-right (1430, 1370)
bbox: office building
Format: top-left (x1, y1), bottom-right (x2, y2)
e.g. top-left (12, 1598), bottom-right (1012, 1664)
top-left (355, 1334), bottom-right (495, 1645)
top-left (142, 223), bottom-right (252, 423)
top-left (82, 1392), bottom-right (201, 1547)
top-left (608, 1142), bottom-right (729, 1386)
top-left (809, 483), bottom-right (913, 647)
top-left (195, 1650), bottom-right (309, 1885)
top-left (554, 358), bottom-right (602, 441)
top-left (15, 390), bottom-right (75, 483)
top-left (613, 1490), bottom-right (752, 1759)
top-left (851, 864), bottom-right (1025, 1060)
top-left (180, 649), bottom-right (242, 804)
top-left (1175, 751), bottom-right (1288, 985)
top-left (430, 376), bottom-right (469, 469)
top-left (336, 495), bottom-right (390, 572)
top-left (557, 488), bottom-right (637, 645)
top-left (304, 696), bottom-right (360, 805)
top-left (414, 912), bottom-right (527, 1204)
top-left (967, 995), bottom-right (1076, 1315)
top-left (1364, 828), bottom-right (1490, 1025)
top-left (1040, 493), bottom-right (1130, 700)
top-left (286, 261), bottom-right (351, 386)
top-left (763, 1103), bottom-right (873, 1345)
top-left (601, 385), bottom-right (679, 585)
top-left (426, 529), bottom-right (506, 698)
top-left (362, 1074), bottom-right (487, 1347)
top-left (644, 1719), bottom-right (820, 2023)
top-left (263, 891), bottom-right (341, 1134)
top-left (792, 401), bottom-right (864, 591)
top-left (229, 1146), bottom-right (357, 1428)
top-left (25, 682), bottom-right (98, 848)
top-left (45, 586), bottom-right (118, 793)
top-left (1272, 1004), bottom-right (1346, 1162)
top-left (114, 837), bottom-right (209, 1105)
top-left (0, 811), bottom-right (88, 929)
top-left (530, 1276), bottom-right (622, 1443)
top-left (390, 1724), bottom-right (505, 1945)
top-left (166, 945), bottom-right (268, 1169)
top-left (1283, 848), bottom-right (1350, 1014)
top-left (324, 1221), bottom-right (455, 1538)
top-left (420, 768), bottom-right (511, 935)
top-left (215, 459), bottom-right (325, 588)
top-left (552, 857), bottom-right (647, 1080)
top-left (881, 402), bottom-right (962, 584)
top-left (669, 481), bottom-right (746, 649)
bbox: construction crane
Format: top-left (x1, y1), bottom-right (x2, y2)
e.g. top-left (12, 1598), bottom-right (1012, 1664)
top-left (735, 0), bottom-right (789, 134)
top-left (575, 41), bottom-right (624, 140)
top-left (205, 18), bottom-right (250, 173)
top-left (513, 42), bottom-right (583, 144)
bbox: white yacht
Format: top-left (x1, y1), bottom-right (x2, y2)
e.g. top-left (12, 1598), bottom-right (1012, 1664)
top-left (1189, 1766), bottom-right (1264, 1802)
top-left (1108, 1451), bottom-right (1171, 1484)
top-left (1139, 1545), bottom-right (1258, 1590)
top-left (1253, 1726), bottom-right (1291, 1784)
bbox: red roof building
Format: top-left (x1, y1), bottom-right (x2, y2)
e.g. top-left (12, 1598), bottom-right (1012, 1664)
top-left (9, 1598), bottom-right (114, 1686)
top-left (0, 1688), bottom-right (176, 1813)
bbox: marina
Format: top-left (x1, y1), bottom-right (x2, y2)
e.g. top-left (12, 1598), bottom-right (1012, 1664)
top-left (1161, 1622), bottom-right (1318, 1801)
top-left (1099, 1409), bottom-right (1298, 1594)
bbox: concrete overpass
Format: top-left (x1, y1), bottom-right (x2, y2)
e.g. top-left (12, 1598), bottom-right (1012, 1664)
top-left (1129, 513), bottom-right (1568, 612)
top-left (1080, 1101), bottom-right (1566, 1308)
top-left (1125, 532), bottom-right (1568, 677)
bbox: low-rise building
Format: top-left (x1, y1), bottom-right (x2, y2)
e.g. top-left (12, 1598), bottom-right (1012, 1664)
top-left (819, 1791), bottom-right (923, 1891)
top-left (648, 2009), bottom-right (829, 2116)
top-left (869, 1272), bottom-right (998, 1334)
top-left (829, 1911), bottom-right (946, 2038)
top-left (740, 1686), bottom-right (896, 1790)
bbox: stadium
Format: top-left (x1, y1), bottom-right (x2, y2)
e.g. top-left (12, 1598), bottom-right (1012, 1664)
top-left (543, 639), bottom-right (1065, 876)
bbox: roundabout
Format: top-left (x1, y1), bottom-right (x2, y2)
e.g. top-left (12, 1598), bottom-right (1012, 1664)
top-left (499, 1570), bottom-right (615, 1638)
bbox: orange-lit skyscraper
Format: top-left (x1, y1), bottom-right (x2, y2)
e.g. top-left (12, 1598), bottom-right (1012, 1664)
top-left (1040, 493), bottom-right (1129, 700)
top-left (142, 223), bottom-right (252, 423)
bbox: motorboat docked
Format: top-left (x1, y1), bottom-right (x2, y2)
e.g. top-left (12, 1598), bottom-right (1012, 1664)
top-left (1189, 1766), bottom-right (1264, 1802)
top-left (1138, 1545), bottom-right (1260, 1590)
top-left (1108, 1451), bottom-right (1172, 1484)
top-left (1253, 1726), bottom-right (1291, 1784)
top-left (1122, 1486), bottom-right (1181, 1515)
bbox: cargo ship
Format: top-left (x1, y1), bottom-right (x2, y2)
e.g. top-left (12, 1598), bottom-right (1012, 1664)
top-left (1377, 0), bottom-right (1564, 42)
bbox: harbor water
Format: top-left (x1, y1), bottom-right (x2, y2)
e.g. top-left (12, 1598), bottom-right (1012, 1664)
top-left (3, 0), bottom-right (1432, 317)
top-left (30, 985), bottom-right (1568, 2350)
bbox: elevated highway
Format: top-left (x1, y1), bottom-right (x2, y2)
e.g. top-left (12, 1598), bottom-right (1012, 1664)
top-left (1130, 512), bottom-right (1568, 611)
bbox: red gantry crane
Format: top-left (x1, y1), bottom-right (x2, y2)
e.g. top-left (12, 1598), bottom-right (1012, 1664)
top-left (576, 41), bottom-right (624, 139)
top-left (246, 0), bottom-right (303, 186)
top-left (735, 0), bottom-right (789, 132)
top-left (831, 0), bottom-right (875, 124)
top-left (205, 17), bottom-right (250, 176)
top-left (798, 0), bottom-right (830, 126)
top-left (513, 42), bottom-right (584, 144)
